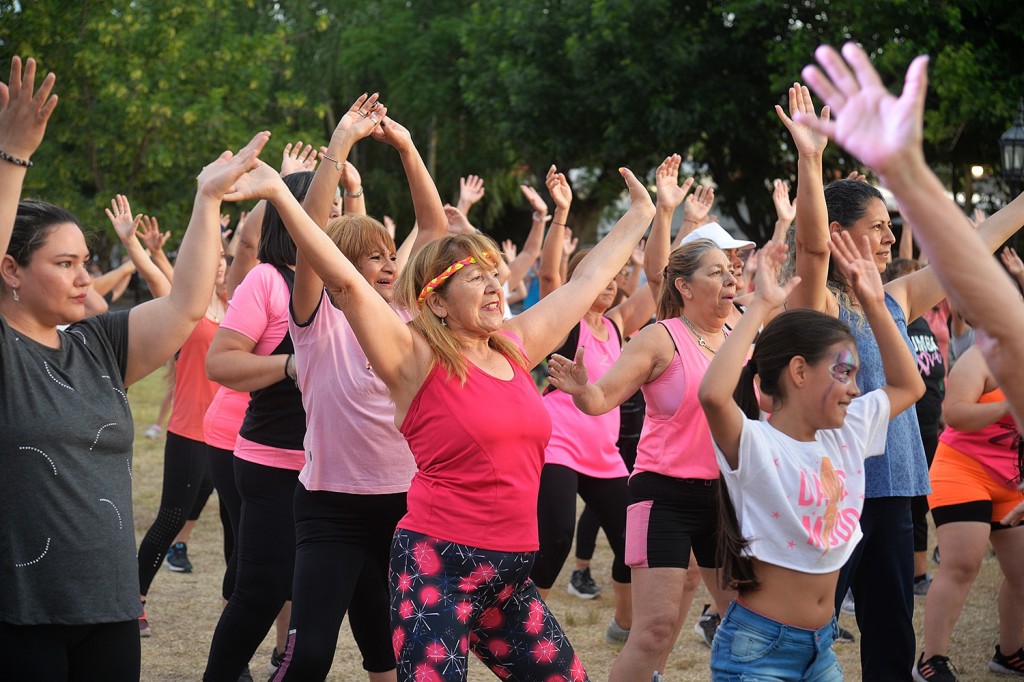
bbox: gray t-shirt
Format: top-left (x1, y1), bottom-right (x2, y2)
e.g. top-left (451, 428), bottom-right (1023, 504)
top-left (0, 311), bottom-right (139, 625)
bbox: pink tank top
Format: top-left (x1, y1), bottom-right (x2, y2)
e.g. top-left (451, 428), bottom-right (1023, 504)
top-left (633, 317), bottom-right (720, 480)
top-left (940, 388), bottom-right (1022, 489)
top-left (398, 332), bottom-right (551, 552)
top-left (543, 317), bottom-right (625, 478)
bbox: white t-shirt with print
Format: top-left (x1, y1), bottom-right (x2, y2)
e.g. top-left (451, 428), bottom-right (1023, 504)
top-left (715, 389), bottom-right (890, 574)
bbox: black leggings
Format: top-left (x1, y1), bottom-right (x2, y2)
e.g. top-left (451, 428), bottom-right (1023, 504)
top-left (270, 487), bottom-right (406, 679)
top-left (137, 431), bottom-right (214, 595)
top-left (576, 430), bottom-right (640, 561)
top-left (203, 458), bottom-right (298, 682)
top-left (208, 444), bottom-right (243, 600)
top-left (0, 620), bottom-right (139, 681)
top-left (532, 464), bottom-right (631, 587)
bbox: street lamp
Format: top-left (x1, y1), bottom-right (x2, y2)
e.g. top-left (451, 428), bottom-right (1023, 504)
top-left (999, 98), bottom-right (1024, 199)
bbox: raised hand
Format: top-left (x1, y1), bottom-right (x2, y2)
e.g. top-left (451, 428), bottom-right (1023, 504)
top-left (749, 241), bottom-right (800, 309)
top-left (370, 115), bottom-right (411, 152)
top-left (383, 215), bottom-right (397, 238)
top-left (1000, 246), bottom-right (1024, 280)
top-left (501, 239), bottom-right (518, 262)
top-left (970, 207), bottom-right (987, 228)
top-left (655, 154), bottom-right (695, 210)
top-left (459, 174), bottom-right (486, 209)
top-left (774, 82), bottom-right (830, 157)
top-left (138, 215), bottom-right (169, 252)
top-left (520, 183), bottom-right (549, 217)
top-left (682, 184), bottom-right (715, 226)
top-left (828, 230), bottom-right (885, 307)
top-left (281, 140), bottom-right (318, 177)
top-left (798, 43), bottom-right (929, 179)
top-left (772, 179), bottom-right (796, 226)
top-left (197, 131), bottom-right (272, 200)
top-left (631, 240), bottom-right (645, 266)
top-left (341, 159), bottom-right (362, 197)
top-left (105, 194), bottom-right (142, 243)
top-left (0, 56), bottom-right (58, 161)
top-left (846, 170), bottom-right (869, 183)
top-left (563, 227), bottom-right (579, 257)
top-left (336, 93), bottom-right (386, 145)
top-left (547, 347), bottom-right (589, 396)
top-left (443, 204), bottom-right (476, 235)
top-left (545, 165), bottom-right (573, 211)
top-left (620, 166), bottom-right (656, 213)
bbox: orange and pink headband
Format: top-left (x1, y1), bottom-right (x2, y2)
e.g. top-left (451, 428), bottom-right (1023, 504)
top-left (417, 253), bottom-right (490, 306)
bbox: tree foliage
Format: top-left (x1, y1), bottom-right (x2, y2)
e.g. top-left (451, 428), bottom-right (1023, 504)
top-left (1, 0), bottom-right (1022, 251)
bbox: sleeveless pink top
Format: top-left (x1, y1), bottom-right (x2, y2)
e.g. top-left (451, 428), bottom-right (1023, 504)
top-left (940, 388), bottom-right (1021, 489)
top-left (633, 317), bottom-right (720, 480)
top-left (398, 332), bottom-right (552, 552)
top-left (543, 317), bottom-right (625, 478)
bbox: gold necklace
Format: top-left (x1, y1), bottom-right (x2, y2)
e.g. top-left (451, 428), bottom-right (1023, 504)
top-left (680, 315), bottom-right (717, 354)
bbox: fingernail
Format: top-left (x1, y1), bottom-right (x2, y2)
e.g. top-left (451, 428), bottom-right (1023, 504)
top-left (619, 167), bottom-right (627, 175)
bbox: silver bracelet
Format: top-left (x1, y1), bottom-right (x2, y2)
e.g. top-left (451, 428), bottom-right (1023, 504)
top-left (0, 149), bottom-right (32, 168)
top-left (345, 186), bottom-right (365, 198)
top-left (321, 152), bottom-right (345, 171)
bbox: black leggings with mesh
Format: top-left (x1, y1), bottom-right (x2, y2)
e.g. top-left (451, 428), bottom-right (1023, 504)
top-left (137, 431), bottom-right (214, 596)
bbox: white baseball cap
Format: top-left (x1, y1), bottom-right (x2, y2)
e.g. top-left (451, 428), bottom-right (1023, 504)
top-left (680, 222), bottom-right (755, 250)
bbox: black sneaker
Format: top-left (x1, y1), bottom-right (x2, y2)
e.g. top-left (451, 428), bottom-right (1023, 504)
top-left (835, 626), bottom-right (856, 645)
top-left (989, 645), bottom-right (1024, 676)
top-left (913, 573), bottom-right (933, 597)
top-left (693, 604), bottom-right (721, 648)
top-left (266, 646), bottom-right (284, 677)
top-left (913, 652), bottom-right (958, 681)
top-left (165, 541), bottom-right (193, 573)
top-left (567, 567), bottom-right (601, 599)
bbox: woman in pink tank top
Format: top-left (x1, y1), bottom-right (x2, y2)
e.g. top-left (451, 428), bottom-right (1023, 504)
top-left (549, 232), bottom-right (741, 681)
top-left (238, 99), bottom-right (656, 682)
top-left (916, 345), bottom-right (1024, 676)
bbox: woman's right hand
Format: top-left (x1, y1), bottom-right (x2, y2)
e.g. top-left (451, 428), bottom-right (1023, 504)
top-left (655, 154), bottom-right (694, 210)
top-left (547, 348), bottom-right (590, 396)
top-left (196, 131), bottom-right (271, 200)
top-left (750, 240), bottom-right (800, 309)
top-left (775, 82), bottom-right (830, 157)
top-left (333, 93), bottom-right (386, 146)
top-left (546, 165), bottom-right (573, 212)
top-left (104, 194), bottom-right (142, 243)
top-left (0, 56), bottom-right (58, 161)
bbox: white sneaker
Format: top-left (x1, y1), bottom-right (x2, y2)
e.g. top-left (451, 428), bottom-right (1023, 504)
top-left (840, 588), bottom-right (856, 616)
top-left (144, 424), bottom-right (162, 439)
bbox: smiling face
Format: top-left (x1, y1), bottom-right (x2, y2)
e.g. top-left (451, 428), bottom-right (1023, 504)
top-left (810, 342), bottom-right (862, 428)
top-left (435, 261), bottom-right (504, 336)
top-left (355, 246), bottom-right (399, 302)
top-left (835, 197), bottom-right (895, 272)
top-left (4, 222), bottom-right (92, 325)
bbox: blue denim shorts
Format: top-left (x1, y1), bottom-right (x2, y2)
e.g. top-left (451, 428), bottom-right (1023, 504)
top-left (710, 600), bottom-right (843, 681)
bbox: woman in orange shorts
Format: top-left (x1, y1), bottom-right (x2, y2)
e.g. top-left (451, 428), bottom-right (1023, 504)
top-left (914, 345), bottom-right (1024, 680)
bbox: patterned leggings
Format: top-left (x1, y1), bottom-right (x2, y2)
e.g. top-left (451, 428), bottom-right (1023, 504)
top-left (390, 530), bottom-right (588, 681)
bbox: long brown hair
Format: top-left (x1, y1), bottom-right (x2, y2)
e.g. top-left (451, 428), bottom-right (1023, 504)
top-left (396, 233), bottom-right (527, 383)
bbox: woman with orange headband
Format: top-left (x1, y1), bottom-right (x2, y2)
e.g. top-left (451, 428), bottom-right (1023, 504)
top-left (223, 99), bottom-right (656, 678)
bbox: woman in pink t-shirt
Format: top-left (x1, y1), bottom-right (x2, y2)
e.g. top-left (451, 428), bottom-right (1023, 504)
top-left (238, 96), bottom-right (655, 681)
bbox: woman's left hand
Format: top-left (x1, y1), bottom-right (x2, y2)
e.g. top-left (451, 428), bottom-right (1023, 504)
top-left (750, 241), bottom-right (800, 309)
top-left (829, 230), bottom-right (885, 306)
top-left (197, 131), bottom-right (272, 201)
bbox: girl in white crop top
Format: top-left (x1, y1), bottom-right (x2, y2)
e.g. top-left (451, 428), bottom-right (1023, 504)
top-left (698, 238), bottom-right (923, 680)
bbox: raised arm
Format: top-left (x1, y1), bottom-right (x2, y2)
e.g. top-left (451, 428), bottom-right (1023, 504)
top-left (770, 179), bottom-right (796, 243)
top-left (829, 230), bottom-right (924, 414)
top-left (0, 56), bottom-right (58, 261)
top-left (124, 131), bottom-right (271, 386)
top-left (538, 165), bottom-right (572, 298)
top-left (456, 174), bottom-right (485, 216)
top-left (506, 184), bottom-right (550, 289)
top-left (672, 184), bottom-right (714, 247)
top-left (647, 154), bottom-right (694, 298)
top-left (699, 242), bottom-right (798, 467)
top-left (506, 168), bottom-right (656, 365)
top-left (341, 160), bottom-right (366, 216)
top-left (776, 83), bottom-right (833, 314)
top-left (293, 94), bottom-right (385, 324)
top-left (799, 42), bottom-right (1024, 420)
top-left (105, 195), bottom-right (171, 298)
top-left (137, 214), bottom-right (175, 284)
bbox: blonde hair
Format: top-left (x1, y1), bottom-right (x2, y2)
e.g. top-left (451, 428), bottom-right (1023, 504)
top-left (324, 215), bottom-right (396, 261)
top-left (656, 239), bottom-right (722, 320)
top-left (396, 233), bottom-right (527, 383)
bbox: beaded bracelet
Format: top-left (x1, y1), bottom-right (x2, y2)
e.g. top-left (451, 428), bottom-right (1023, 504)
top-left (0, 149), bottom-right (32, 168)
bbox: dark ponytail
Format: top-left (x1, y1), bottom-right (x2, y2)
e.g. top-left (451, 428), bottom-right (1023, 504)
top-left (716, 477), bottom-right (759, 593)
top-left (733, 362), bottom-right (760, 420)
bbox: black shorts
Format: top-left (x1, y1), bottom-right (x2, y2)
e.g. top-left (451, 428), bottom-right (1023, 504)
top-left (625, 471), bottom-right (720, 569)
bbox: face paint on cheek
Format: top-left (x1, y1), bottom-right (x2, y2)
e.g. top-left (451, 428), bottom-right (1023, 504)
top-left (828, 349), bottom-right (857, 385)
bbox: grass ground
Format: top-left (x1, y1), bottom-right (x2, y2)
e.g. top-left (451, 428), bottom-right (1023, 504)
top-left (129, 371), bottom-right (1009, 681)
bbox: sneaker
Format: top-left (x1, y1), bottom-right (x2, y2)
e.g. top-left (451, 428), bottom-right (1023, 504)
top-left (165, 541), bottom-right (193, 573)
top-left (914, 652), bottom-right (958, 681)
top-left (989, 645), bottom-right (1024, 676)
top-left (567, 567), bottom-right (601, 599)
top-left (605, 618), bottom-right (630, 644)
top-left (237, 666), bottom-right (253, 682)
top-left (651, 672), bottom-right (665, 682)
top-left (139, 609), bottom-right (152, 638)
top-left (266, 646), bottom-right (284, 677)
top-left (694, 604), bottom-right (721, 648)
top-left (932, 546), bottom-right (941, 565)
top-left (913, 573), bottom-right (933, 597)
top-left (144, 423), bottom-right (162, 439)
top-left (840, 588), bottom-right (856, 616)
top-left (835, 626), bottom-right (856, 644)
